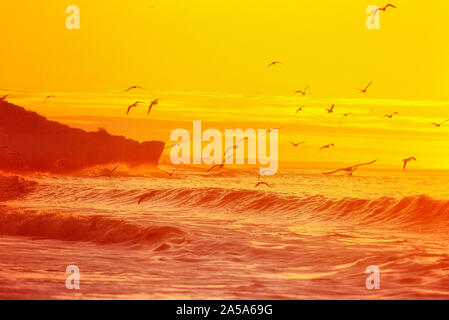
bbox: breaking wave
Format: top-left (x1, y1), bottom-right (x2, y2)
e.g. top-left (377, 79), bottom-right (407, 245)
top-left (0, 207), bottom-right (186, 248)
top-left (136, 187), bottom-right (449, 229)
top-left (0, 174), bottom-right (37, 202)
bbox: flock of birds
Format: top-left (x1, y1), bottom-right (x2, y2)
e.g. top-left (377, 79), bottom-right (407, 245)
top-left (276, 74), bottom-right (439, 176)
top-left (123, 86), bottom-right (161, 116)
top-left (1, 3), bottom-right (445, 189)
top-left (208, 34), bottom-right (446, 187)
top-left (260, 1), bottom-right (445, 183)
top-left (1, 76), bottom-right (445, 188)
top-left (119, 67), bottom-right (435, 189)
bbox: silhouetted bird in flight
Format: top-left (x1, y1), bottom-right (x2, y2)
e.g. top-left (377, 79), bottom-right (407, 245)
top-left (126, 101), bottom-right (143, 115)
top-left (323, 160), bottom-right (377, 176)
top-left (289, 141), bottom-right (305, 147)
top-left (125, 86), bottom-right (144, 91)
top-left (294, 86), bottom-right (310, 96)
top-left (0, 95), bottom-right (8, 101)
top-left (295, 106), bottom-right (306, 115)
top-left (159, 167), bottom-right (178, 176)
top-left (403, 157), bottom-right (416, 170)
top-left (326, 105), bottom-right (335, 113)
top-left (207, 156), bottom-right (232, 173)
top-left (431, 119), bottom-right (449, 127)
top-left (260, 127), bottom-right (282, 138)
top-left (237, 137), bottom-right (249, 145)
top-left (255, 181), bottom-right (271, 188)
top-left (164, 138), bottom-right (191, 150)
top-left (148, 99), bottom-right (159, 115)
top-left (339, 113), bottom-right (353, 124)
top-left (319, 143), bottom-right (335, 152)
top-left (224, 145), bottom-right (239, 156)
top-left (44, 95), bottom-right (55, 103)
top-left (374, 4), bottom-right (397, 17)
top-left (383, 112), bottom-right (398, 119)
top-left (224, 137), bottom-right (248, 156)
top-left (266, 61), bottom-right (282, 69)
top-left (358, 81), bottom-right (372, 93)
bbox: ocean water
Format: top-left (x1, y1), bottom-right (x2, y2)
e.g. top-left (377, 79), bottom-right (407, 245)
top-left (1, 168), bottom-right (449, 299)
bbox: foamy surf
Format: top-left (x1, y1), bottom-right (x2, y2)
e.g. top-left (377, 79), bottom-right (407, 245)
top-left (2, 171), bottom-right (449, 299)
top-left (0, 175), bottom-right (37, 202)
top-left (0, 207), bottom-right (186, 248)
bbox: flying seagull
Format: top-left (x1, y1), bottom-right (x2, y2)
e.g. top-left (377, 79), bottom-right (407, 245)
top-left (255, 181), bottom-right (271, 188)
top-left (326, 104), bottom-right (335, 113)
top-left (289, 141), bottom-right (305, 147)
top-left (224, 145), bottom-right (239, 156)
top-left (224, 137), bottom-right (249, 156)
top-left (323, 160), bottom-right (377, 176)
top-left (358, 81), bottom-right (372, 93)
top-left (374, 4), bottom-right (397, 17)
top-left (164, 138), bottom-right (191, 150)
top-left (159, 167), bottom-right (178, 176)
top-left (260, 127), bottom-right (282, 138)
top-left (339, 113), bottom-right (353, 124)
top-left (237, 137), bottom-right (249, 145)
top-left (383, 112), bottom-right (398, 119)
top-left (295, 106), bottom-right (306, 115)
top-left (319, 143), bottom-right (335, 152)
top-left (206, 155), bottom-right (232, 173)
top-left (294, 86), bottom-right (310, 96)
top-left (402, 157), bottom-right (416, 170)
top-left (148, 99), bottom-right (160, 115)
top-left (126, 101), bottom-right (143, 115)
top-left (431, 119), bottom-right (449, 127)
top-left (44, 95), bottom-right (55, 103)
top-left (266, 61), bottom-right (282, 69)
top-left (125, 86), bottom-right (144, 92)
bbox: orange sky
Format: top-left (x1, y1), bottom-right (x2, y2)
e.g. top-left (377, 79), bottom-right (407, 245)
top-left (1, 1), bottom-right (449, 169)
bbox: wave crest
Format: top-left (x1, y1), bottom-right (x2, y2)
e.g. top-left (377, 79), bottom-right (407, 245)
top-left (137, 188), bottom-right (449, 229)
top-left (0, 175), bottom-right (37, 202)
top-left (0, 207), bottom-right (186, 248)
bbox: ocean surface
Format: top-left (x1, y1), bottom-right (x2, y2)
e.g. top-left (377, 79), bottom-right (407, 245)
top-left (1, 167), bottom-right (449, 299)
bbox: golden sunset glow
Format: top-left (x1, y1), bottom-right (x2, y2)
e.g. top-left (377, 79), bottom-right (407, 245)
top-left (1, 0), bottom-right (449, 169)
top-left (3, 1), bottom-right (449, 301)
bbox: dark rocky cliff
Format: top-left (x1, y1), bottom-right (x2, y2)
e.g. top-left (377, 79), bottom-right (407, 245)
top-left (0, 101), bottom-right (164, 173)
